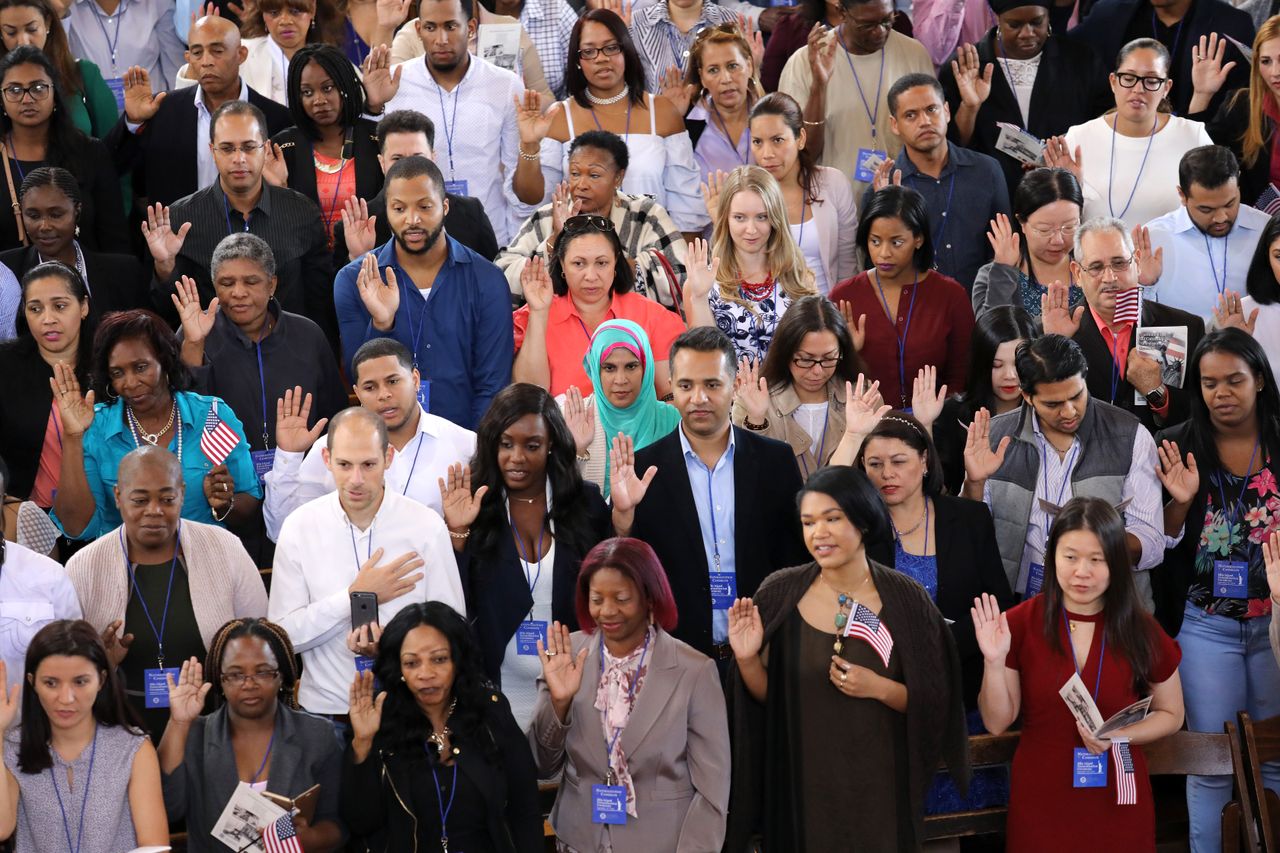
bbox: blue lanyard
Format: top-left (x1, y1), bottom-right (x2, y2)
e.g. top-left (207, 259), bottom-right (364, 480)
top-left (250, 729), bottom-right (275, 782)
top-left (709, 99), bottom-right (749, 166)
top-left (400, 431), bottom-right (426, 496)
top-left (50, 726), bottom-right (98, 853)
top-left (1098, 324), bottom-right (1125, 403)
top-left (119, 522), bottom-right (182, 668)
top-left (222, 191), bottom-right (250, 235)
top-left (907, 172), bottom-right (956, 260)
top-left (404, 278), bottom-right (431, 374)
top-left (603, 630), bottom-right (652, 775)
top-left (703, 463), bottom-right (722, 571)
top-left (842, 39), bottom-right (885, 142)
top-left (509, 502), bottom-right (546, 618)
top-left (1062, 606), bottom-right (1106, 698)
top-left (89, 0), bottom-right (127, 69)
top-left (1216, 438), bottom-right (1261, 534)
top-left (589, 100), bottom-right (632, 143)
top-left (428, 761), bottom-right (458, 850)
top-left (254, 337), bottom-right (269, 448)
top-left (345, 18), bottom-right (371, 66)
top-left (795, 197), bottom-right (809, 252)
top-left (1203, 230), bottom-right (1230, 296)
top-left (872, 269), bottom-right (920, 406)
top-left (6, 139), bottom-right (26, 185)
top-left (434, 78), bottom-right (463, 179)
top-left (349, 520), bottom-right (373, 569)
top-left (1107, 115), bottom-right (1157, 221)
top-left (1151, 10), bottom-right (1186, 69)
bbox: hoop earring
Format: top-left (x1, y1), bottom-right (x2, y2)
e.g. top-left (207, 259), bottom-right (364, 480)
top-left (106, 386), bottom-right (119, 401)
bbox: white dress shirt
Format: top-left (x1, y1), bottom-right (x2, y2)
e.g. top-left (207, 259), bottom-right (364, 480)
top-left (385, 55), bottom-right (525, 244)
top-left (66, 0), bottom-right (187, 91)
top-left (0, 542), bottom-right (82, 695)
top-left (262, 406), bottom-right (476, 540)
top-left (268, 490), bottom-right (466, 714)
top-left (1145, 203), bottom-right (1271, 319)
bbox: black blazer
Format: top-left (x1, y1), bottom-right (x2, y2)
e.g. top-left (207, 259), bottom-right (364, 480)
top-left (105, 85), bottom-right (294, 207)
top-left (272, 119), bottom-right (384, 212)
top-left (868, 494), bottom-right (1014, 709)
top-left (630, 427), bottom-right (809, 657)
top-left (1074, 300), bottom-right (1205, 433)
top-left (1191, 90), bottom-right (1271, 207)
top-left (331, 187), bottom-right (500, 270)
top-left (1067, 0), bottom-right (1254, 116)
top-left (0, 137), bottom-right (127, 254)
top-left (0, 245), bottom-right (147, 325)
top-left (462, 486), bottom-right (612, 687)
top-left (0, 338), bottom-right (90, 498)
top-left (939, 32), bottom-right (1112, 200)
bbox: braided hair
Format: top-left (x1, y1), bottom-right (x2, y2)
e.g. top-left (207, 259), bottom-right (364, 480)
top-left (204, 618), bottom-right (300, 709)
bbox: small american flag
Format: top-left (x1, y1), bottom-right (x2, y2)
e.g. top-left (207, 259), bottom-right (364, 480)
top-left (1114, 285), bottom-right (1142, 325)
top-left (1256, 183), bottom-right (1280, 216)
top-left (200, 402), bottom-right (240, 466)
top-left (262, 813), bottom-right (303, 852)
top-left (1113, 737), bottom-right (1137, 806)
top-left (843, 602), bottom-right (894, 668)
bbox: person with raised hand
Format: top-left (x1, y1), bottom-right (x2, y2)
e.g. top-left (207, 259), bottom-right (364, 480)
top-left (1267, 531), bottom-right (1280, 669)
top-left (158, 618), bottom-right (346, 852)
top-left (972, 496), bottom-right (1185, 850)
top-left (530, 537), bottom-right (729, 853)
top-left (1215, 211), bottom-right (1280, 366)
top-left (677, 23), bottom-right (757, 181)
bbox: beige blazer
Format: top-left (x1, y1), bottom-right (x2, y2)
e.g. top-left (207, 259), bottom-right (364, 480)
top-left (730, 379), bottom-right (848, 477)
top-left (529, 628), bottom-right (730, 853)
top-left (66, 520), bottom-right (268, 648)
top-left (389, 12), bottom-right (552, 100)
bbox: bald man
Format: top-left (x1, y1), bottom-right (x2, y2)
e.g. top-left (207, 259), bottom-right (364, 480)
top-left (104, 15), bottom-right (293, 207)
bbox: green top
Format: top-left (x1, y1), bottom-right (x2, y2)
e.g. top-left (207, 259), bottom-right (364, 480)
top-left (67, 59), bottom-right (120, 139)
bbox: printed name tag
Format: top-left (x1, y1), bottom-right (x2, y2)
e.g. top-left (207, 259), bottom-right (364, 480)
top-left (854, 148), bottom-right (887, 184)
top-left (591, 784), bottom-right (627, 825)
top-left (709, 571), bottom-right (737, 609)
top-left (355, 655), bottom-right (376, 674)
top-left (1073, 747), bottom-right (1107, 788)
top-left (1214, 560), bottom-right (1249, 598)
top-left (1026, 562), bottom-right (1045, 597)
top-left (444, 180), bottom-right (469, 197)
top-left (418, 379), bottom-right (431, 412)
top-left (251, 449), bottom-right (275, 486)
top-left (516, 620), bottom-right (547, 656)
top-left (144, 667), bottom-right (182, 709)
top-left (105, 77), bottom-right (126, 111)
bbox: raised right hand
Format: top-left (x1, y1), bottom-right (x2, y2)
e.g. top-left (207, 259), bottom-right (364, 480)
top-left (871, 156), bottom-right (902, 192)
top-left (970, 593), bottom-right (1011, 664)
top-left (141, 203), bottom-right (192, 270)
top-left (1213, 290), bottom-right (1259, 335)
top-left (806, 23), bottom-right (836, 86)
top-left (0, 661), bottom-right (18, 732)
top-left (563, 386), bottom-right (596, 453)
top-left (735, 355), bottom-right (770, 424)
top-left (1265, 530), bottom-right (1280, 607)
top-left (843, 375), bottom-right (891, 437)
top-left (436, 462), bottom-right (489, 532)
top-left (700, 170), bottom-right (728, 222)
top-left (171, 276), bottom-right (219, 344)
top-left (1191, 33), bottom-right (1236, 97)
top-left (987, 212), bottom-right (1021, 268)
top-left (836, 300), bottom-right (867, 351)
top-left (538, 620), bottom-right (589, 705)
top-left (101, 619), bottom-right (134, 669)
top-left (349, 548), bottom-right (426, 604)
top-left (684, 238), bottom-right (720, 301)
top-left (166, 657), bottom-right (212, 724)
top-left (1040, 278), bottom-right (1083, 337)
top-left (341, 196), bottom-right (378, 261)
top-left (950, 42), bottom-right (994, 107)
top-left (356, 252), bottom-right (400, 330)
top-left (660, 65), bottom-right (696, 116)
top-left (361, 44), bottom-right (404, 112)
top-left (1155, 439), bottom-right (1199, 506)
top-left (274, 386), bottom-right (328, 453)
top-left (548, 181), bottom-right (581, 245)
top-left (520, 256), bottom-right (554, 313)
top-left (609, 433), bottom-right (658, 513)
top-left (1042, 135), bottom-right (1083, 183)
top-left (727, 597), bottom-right (764, 660)
top-left (49, 361), bottom-right (96, 437)
top-left (122, 65), bottom-right (165, 123)
top-left (348, 669), bottom-right (386, 743)
top-left (963, 408), bottom-right (1011, 484)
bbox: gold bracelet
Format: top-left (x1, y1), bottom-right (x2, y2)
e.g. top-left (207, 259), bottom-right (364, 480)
top-left (576, 451), bottom-right (590, 462)
top-left (519, 148), bottom-right (540, 161)
top-left (448, 527), bottom-right (471, 539)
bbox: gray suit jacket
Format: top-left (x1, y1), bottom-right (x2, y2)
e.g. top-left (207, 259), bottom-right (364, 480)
top-left (529, 628), bottom-right (730, 853)
top-left (160, 703), bottom-right (346, 851)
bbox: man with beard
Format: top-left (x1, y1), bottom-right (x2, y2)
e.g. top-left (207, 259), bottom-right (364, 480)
top-left (1144, 145), bottom-right (1270, 319)
top-left (334, 155), bottom-right (513, 430)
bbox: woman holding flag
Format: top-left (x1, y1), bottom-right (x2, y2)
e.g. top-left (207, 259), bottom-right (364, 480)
top-left (972, 497), bottom-right (1184, 851)
top-left (47, 309), bottom-right (262, 542)
top-left (723, 464), bottom-right (969, 851)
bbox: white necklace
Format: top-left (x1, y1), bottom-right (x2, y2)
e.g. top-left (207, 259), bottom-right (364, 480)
top-left (586, 85), bottom-right (629, 106)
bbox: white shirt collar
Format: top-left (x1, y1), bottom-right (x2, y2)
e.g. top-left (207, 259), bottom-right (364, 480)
top-left (196, 78), bottom-right (250, 117)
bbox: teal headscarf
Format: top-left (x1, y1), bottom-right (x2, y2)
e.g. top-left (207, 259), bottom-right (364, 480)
top-left (584, 319), bottom-right (681, 491)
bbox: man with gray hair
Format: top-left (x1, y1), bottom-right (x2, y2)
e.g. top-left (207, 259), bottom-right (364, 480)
top-left (1041, 215), bottom-right (1203, 432)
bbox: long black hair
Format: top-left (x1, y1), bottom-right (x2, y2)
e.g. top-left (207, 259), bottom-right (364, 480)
top-left (1183, 328), bottom-right (1280, 475)
top-left (285, 42), bottom-right (365, 139)
top-left (14, 260), bottom-right (94, 379)
top-left (90, 309), bottom-right (193, 400)
top-left (467, 383), bottom-right (597, 559)
top-left (1040, 497), bottom-right (1156, 695)
top-left (563, 9), bottom-right (646, 109)
top-left (0, 46), bottom-right (88, 174)
top-left (372, 602), bottom-right (500, 762)
top-left (957, 305), bottom-right (1040, 421)
top-left (18, 619), bottom-right (145, 773)
top-left (1244, 213), bottom-right (1280, 306)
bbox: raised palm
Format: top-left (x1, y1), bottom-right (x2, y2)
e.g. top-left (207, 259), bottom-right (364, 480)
top-left (910, 366), bottom-right (947, 430)
top-left (172, 276), bottom-right (219, 343)
top-left (1264, 531), bottom-right (1280, 605)
top-left (361, 45), bottom-right (403, 111)
top-left (122, 66), bottom-right (164, 123)
top-left (514, 90), bottom-right (560, 145)
top-left (521, 257), bottom-right (554, 312)
top-left (0, 662), bottom-right (18, 732)
top-left (348, 670), bottom-right (385, 743)
top-left (951, 43), bottom-right (993, 106)
top-left (609, 433), bottom-right (657, 513)
top-left (1155, 440), bottom-right (1199, 506)
top-left (437, 462), bottom-right (489, 530)
top-left (734, 356), bottom-right (770, 423)
top-left (684, 238), bottom-right (719, 301)
top-left (970, 593), bottom-right (1011, 663)
top-left (357, 253), bottom-right (400, 328)
top-left (166, 657), bottom-right (212, 724)
top-left (563, 386), bottom-right (596, 453)
top-left (49, 361), bottom-right (95, 437)
top-left (844, 376), bottom-right (890, 437)
top-left (1040, 279), bottom-right (1083, 337)
top-left (274, 387), bottom-right (328, 453)
top-left (539, 621), bottom-right (587, 705)
top-left (807, 23), bottom-right (836, 85)
top-left (727, 598), bottom-right (763, 659)
top-left (341, 197), bottom-right (378, 259)
top-left (963, 408), bottom-right (1010, 483)
top-left (141, 203), bottom-right (191, 269)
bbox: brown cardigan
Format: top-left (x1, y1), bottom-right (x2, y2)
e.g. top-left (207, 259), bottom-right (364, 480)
top-left (724, 560), bottom-right (970, 852)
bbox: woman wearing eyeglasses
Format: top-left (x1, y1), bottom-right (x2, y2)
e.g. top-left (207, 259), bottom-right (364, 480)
top-left (512, 214), bottom-right (686, 399)
top-left (1045, 38), bottom-right (1212, 228)
top-left (159, 618), bottom-right (346, 853)
top-left (0, 46), bottom-right (126, 253)
top-left (973, 167), bottom-right (1085, 319)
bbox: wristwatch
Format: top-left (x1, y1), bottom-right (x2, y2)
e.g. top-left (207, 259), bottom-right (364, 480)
top-left (1145, 385), bottom-right (1168, 409)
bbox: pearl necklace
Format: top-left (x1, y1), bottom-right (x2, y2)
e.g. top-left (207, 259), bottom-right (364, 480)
top-left (586, 85), bottom-right (629, 106)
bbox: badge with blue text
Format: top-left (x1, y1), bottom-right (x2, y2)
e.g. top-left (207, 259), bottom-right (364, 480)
top-left (516, 620), bottom-right (547, 656)
top-left (1214, 560), bottom-right (1248, 598)
top-left (250, 449), bottom-right (275, 486)
top-left (854, 148), bottom-right (887, 184)
top-left (1073, 747), bottom-right (1108, 788)
top-left (591, 784), bottom-right (627, 825)
top-left (144, 667), bottom-right (182, 709)
top-left (709, 570), bottom-right (737, 609)
top-left (1026, 562), bottom-right (1046, 597)
top-left (444, 180), bottom-right (469, 197)
top-left (418, 379), bottom-right (431, 412)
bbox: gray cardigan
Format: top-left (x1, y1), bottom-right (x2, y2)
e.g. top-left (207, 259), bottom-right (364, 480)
top-left (161, 704), bottom-right (346, 851)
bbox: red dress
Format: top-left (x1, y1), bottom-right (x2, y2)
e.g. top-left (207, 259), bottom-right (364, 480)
top-left (1004, 596), bottom-right (1181, 852)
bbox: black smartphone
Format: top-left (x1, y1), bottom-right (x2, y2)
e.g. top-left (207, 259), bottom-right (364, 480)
top-left (350, 592), bottom-right (379, 631)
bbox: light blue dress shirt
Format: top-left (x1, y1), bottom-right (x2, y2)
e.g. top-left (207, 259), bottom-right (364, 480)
top-left (680, 424), bottom-right (736, 644)
top-left (1145, 203), bottom-right (1271, 319)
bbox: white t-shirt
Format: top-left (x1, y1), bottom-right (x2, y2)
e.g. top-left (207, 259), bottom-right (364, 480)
top-left (1064, 114), bottom-right (1213, 228)
top-left (791, 217), bottom-right (829, 296)
top-left (793, 402), bottom-right (830, 449)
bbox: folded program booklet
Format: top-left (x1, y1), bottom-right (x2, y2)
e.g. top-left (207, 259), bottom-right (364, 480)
top-left (1059, 671), bottom-right (1152, 738)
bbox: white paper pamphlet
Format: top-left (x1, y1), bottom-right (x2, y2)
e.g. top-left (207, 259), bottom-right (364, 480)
top-left (995, 122), bottom-right (1045, 165)
top-left (1059, 671), bottom-right (1152, 738)
top-left (210, 781), bottom-right (288, 851)
top-left (478, 24), bottom-right (521, 74)
top-left (1133, 324), bottom-right (1189, 405)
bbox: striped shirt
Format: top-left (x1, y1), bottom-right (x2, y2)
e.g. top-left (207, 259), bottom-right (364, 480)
top-left (630, 1), bottom-right (739, 92)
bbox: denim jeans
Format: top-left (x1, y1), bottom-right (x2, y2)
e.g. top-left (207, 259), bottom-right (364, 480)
top-left (1178, 601), bottom-right (1280, 852)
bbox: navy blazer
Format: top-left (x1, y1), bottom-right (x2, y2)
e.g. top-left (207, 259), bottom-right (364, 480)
top-left (630, 426), bottom-right (808, 657)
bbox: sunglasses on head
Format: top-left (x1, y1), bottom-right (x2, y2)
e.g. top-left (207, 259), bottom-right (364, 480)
top-left (563, 214), bottom-right (614, 235)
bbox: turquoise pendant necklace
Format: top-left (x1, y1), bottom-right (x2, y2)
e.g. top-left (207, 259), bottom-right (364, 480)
top-left (819, 571), bottom-right (870, 654)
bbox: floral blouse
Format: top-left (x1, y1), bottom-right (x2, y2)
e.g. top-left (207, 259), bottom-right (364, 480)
top-left (709, 282), bottom-right (793, 364)
top-left (1191, 459), bottom-right (1280, 619)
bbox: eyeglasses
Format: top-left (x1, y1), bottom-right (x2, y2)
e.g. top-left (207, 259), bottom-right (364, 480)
top-left (563, 214), bottom-right (614, 235)
top-left (1026, 222), bottom-right (1079, 239)
top-left (1, 82), bottom-right (51, 103)
top-left (213, 141), bottom-right (266, 156)
top-left (578, 42), bottom-right (623, 60)
top-left (1114, 72), bottom-right (1168, 91)
top-left (847, 15), bottom-right (894, 33)
top-left (792, 355), bottom-right (841, 369)
top-left (1079, 256), bottom-right (1135, 278)
top-left (220, 669), bottom-right (281, 687)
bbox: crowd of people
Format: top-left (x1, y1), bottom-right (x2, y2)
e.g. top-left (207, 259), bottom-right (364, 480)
top-left (0, 0), bottom-right (1278, 848)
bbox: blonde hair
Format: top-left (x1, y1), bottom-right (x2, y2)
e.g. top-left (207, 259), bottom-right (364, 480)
top-left (1239, 16), bottom-right (1280, 168)
top-left (710, 165), bottom-right (816, 310)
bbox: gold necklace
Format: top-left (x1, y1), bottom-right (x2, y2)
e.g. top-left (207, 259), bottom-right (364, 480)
top-left (313, 155), bottom-right (350, 175)
top-left (426, 698), bottom-right (458, 754)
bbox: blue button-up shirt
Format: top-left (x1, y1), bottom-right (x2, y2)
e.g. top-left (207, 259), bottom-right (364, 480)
top-left (334, 236), bottom-right (514, 430)
top-left (680, 425), bottom-right (736, 644)
top-left (1145, 203), bottom-right (1271, 319)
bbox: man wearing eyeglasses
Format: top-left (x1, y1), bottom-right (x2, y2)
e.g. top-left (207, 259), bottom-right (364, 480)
top-left (1143, 145), bottom-right (1269, 319)
top-left (141, 100), bottom-right (335, 345)
top-left (1041, 216), bottom-right (1203, 432)
top-left (103, 15), bottom-right (293, 208)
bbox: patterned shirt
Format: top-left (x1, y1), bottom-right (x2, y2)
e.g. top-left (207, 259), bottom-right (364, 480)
top-left (630, 1), bottom-right (739, 93)
top-left (1191, 458), bottom-right (1280, 619)
top-left (708, 282), bottom-right (793, 363)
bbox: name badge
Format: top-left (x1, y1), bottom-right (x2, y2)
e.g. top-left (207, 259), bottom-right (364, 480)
top-left (444, 179), bottom-right (468, 197)
top-left (250, 449), bottom-right (275, 486)
top-left (709, 570), bottom-right (737, 610)
top-left (418, 379), bottom-right (431, 412)
top-left (854, 148), bottom-right (887, 184)
top-left (144, 667), bottom-right (181, 709)
top-left (354, 654), bottom-right (381, 692)
top-left (1214, 560), bottom-right (1249, 598)
top-left (1026, 562), bottom-right (1045, 597)
top-left (105, 76), bottom-right (126, 111)
top-left (1073, 747), bottom-right (1107, 788)
top-left (591, 784), bottom-right (627, 825)
top-left (515, 620), bottom-right (547, 656)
